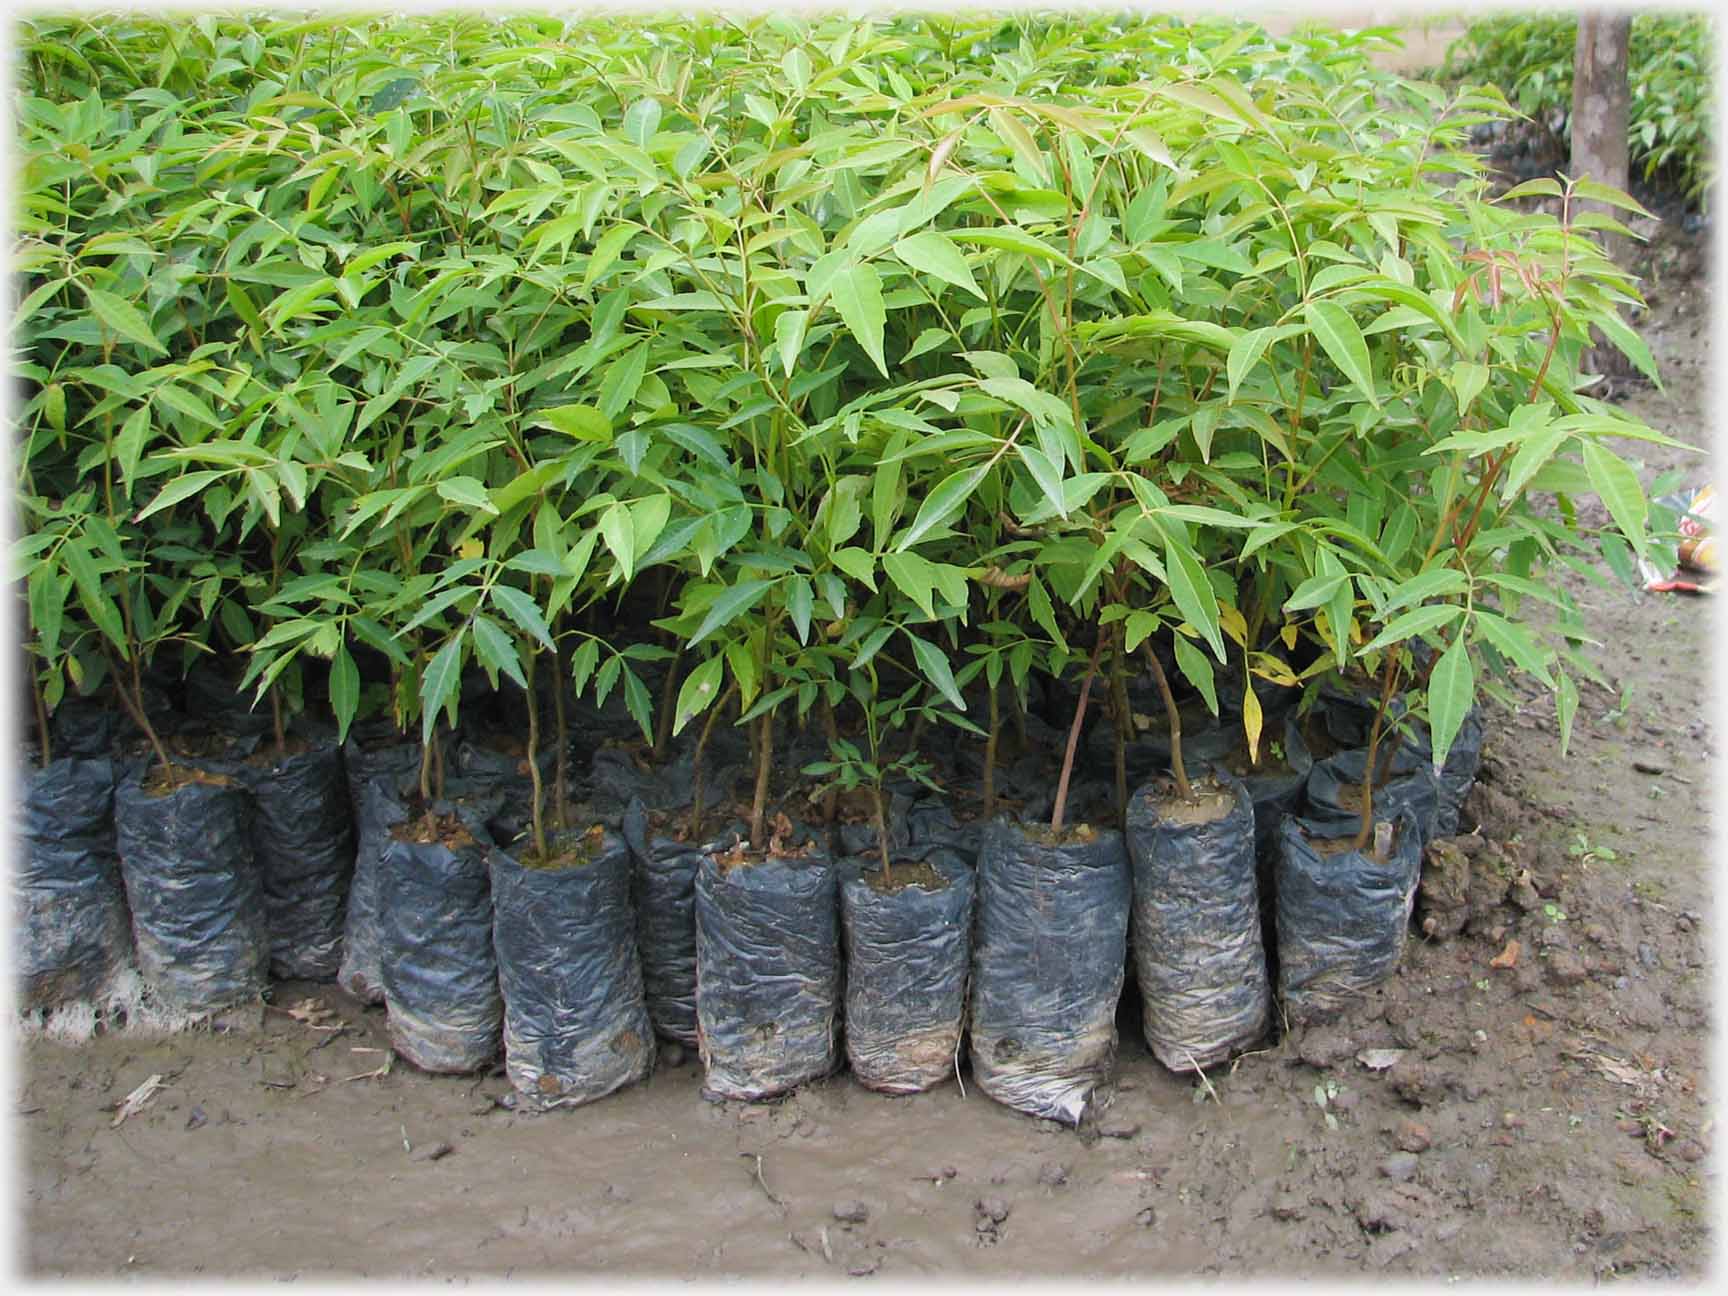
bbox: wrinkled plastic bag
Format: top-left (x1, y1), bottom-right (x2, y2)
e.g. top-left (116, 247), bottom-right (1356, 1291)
top-left (970, 819), bottom-right (1130, 1124)
top-left (621, 800), bottom-right (746, 1045)
top-left (114, 772), bottom-right (268, 1017)
top-left (490, 828), bottom-right (655, 1108)
top-left (839, 847), bottom-right (974, 1094)
top-left (694, 841), bottom-right (839, 1101)
top-left (1125, 778), bottom-right (1270, 1071)
top-left (379, 795), bottom-right (502, 1073)
top-left (1207, 711), bottom-right (1314, 860)
top-left (1275, 809), bottom-right (1422, 1023)
top-left (237, 743), bottom-right (354, 981)
top-left (337, 759), bottom-right (417, 1005)
top-left (1303, 747), bottom-right (1440, 846)
top-left (17, 757), bottom-right (131, 1012)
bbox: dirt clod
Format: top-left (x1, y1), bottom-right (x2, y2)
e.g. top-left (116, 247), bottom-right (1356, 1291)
top-left (409, 1140), bottom-right (453, 1163)
top-left (832, 1200), bottom-right (868, 1224)
top-left (1386, 1057), bottom-right (1432, 1107)
top-left (1394, 1119), bottom-right (1432, 1153)
top-left (975, 1197), bottom-right (1011, 1225)
top-left (1545, 951), bottom-right (1589, 986)
top-left (1379, 1153), bottom-right (1420, 1182)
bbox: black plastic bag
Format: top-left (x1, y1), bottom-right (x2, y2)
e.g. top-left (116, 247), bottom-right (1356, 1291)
top-left (490, 828), bottom-right (655, 1108)
top-left (337, 765), bottom-right (415, 1005)
top-left (17, 757), bottom-right (131, 1012)
top-left (235, 743), bottom-right (354, 981)
top-left (379, 797), bottom-right (502, 1073)
top-left (839, 848), bottom-right (975, 1094)
top-left (621, 799), bottom-right (747, 1046)
top-left (47, 701), bottom-right (116, 759)
top-left (970, 819), bottom-right (1130, 1124)
top-left (1303, 747), bottom-right (1440, 846)
top-left (113, 771), bottom-right (268, 1017)
top-left (1125, 778), bottom-right (1270, 1071)
top-left (693, 842), bottom-right (839, 1101)
top-left (1275, 809), bottom-right (1422, 1024)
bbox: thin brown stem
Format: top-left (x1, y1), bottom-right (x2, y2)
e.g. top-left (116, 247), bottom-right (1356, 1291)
top-left (688, 681), bottom-right (738, 843)
top-left (526, 645), bottom-right (547, 860)
top-left (749, 708), bottom-right (774, 848)
top-left (1051, 633), bottom-right (1106, 835)
top-left (1140, 641), bottom-right (1191, 801)
top-left (982, 675), bottom-right (1000, 820)
top-left (1353, 654), bottom-right (1404, 851)
top-left (653, 644), bottom-right (683, 764)
top-left (1108, 626), bottom-right (1132, 831)
top-left (870, 784), bottom-right (893, 887)
top-left (552, 625), bottom-right (569, 833)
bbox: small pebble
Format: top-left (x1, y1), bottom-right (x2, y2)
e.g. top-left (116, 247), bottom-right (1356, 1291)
top-left (1037, 1161), bottom-right (1070, 1188)
top-left (1395, 1119), bottom-right (1431, 1153)
top-left (1135, 1206), bottom-right (1157, 1227)
top-left (660, 1041), bottom-right (688, 1068)
top-left (832, 1199), bottom-right (868, 1225)
top-left (976, 1196), bottom-right (1011, 1224)
top-left (1098, 1121), bottom-right (1142, 1141)
top-left (409, 1140), bottom-right (453, 1163)
top-left (1546, 951), bottom-right (1588, 986)
top-left (1638, 943), bottom-right (1660, 969)
top-left (1380, 1153), bottom-right (1419, 1182)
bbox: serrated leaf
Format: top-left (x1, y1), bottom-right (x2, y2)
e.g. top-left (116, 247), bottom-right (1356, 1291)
top-left (471, 612), bottom-right (527, 688)
top-left (329, 643), bottom-right (359, 744)
top-left (1359, 603), bottom-right (1460, 654)
top-left (1581, 439), bottom-right (1648, 559)
top-left (690, 577), bottom-right (775, 646)
top-left (673, 654), bottom-right (725, 735)
top-left (420, 633), bottom-right (465, 742)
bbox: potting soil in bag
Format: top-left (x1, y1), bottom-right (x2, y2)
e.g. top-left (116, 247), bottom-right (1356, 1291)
top-left (839, 847), bottom-right (975, 1094)
top-left (337, 769), bottom-right (414, 1004)
top-left (970, 819), bottom-right (1131, 1124)
top-left (17, 756), bottom-right (131, 1012)
top-left (114, 771), bottom-right (268, 1018)
top-left (379, 798), bottom-right (502, 1073)
top-left (694, 840), bottom-right (839, 1101)
top-left (1303, 748), bottom-right (1440, 846)
top-left (490, 827), bottom-right (655, 1108)
top-left (1275, 809), bottom-right (1422, 1023)
top-left (621, 799), bottom-right (746, 1045)
top-left (237, 743), bottom-right (354, 980)
top-left (1125, 778), bottom-right (1269, 1072)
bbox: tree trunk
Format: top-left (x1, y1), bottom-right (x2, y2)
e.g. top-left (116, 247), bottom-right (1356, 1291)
top-left (1572, 13), bottom-right (1636, 388)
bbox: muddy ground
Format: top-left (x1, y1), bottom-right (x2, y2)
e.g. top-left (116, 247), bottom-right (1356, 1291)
top-left (13, 134), bottom-right (1718, 1290)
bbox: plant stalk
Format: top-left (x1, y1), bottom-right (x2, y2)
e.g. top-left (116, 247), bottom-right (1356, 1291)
top-left (982, 675), bottom-right (1000, 820)
top-left (1050, 633), bottom-right (1106, 836)
top-left (1353, 654), bottom-right (1404, 851)
top-left (1140, 641), bottom-right (1192, 801)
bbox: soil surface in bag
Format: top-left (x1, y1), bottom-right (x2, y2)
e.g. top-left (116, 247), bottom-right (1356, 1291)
top-left (839, 847), bottom-right (975, 1094)
top-left (693, 833), bottom-right (839, 1102)
top-left (113, 769), bottom-right (268, 1018)
top-left (237, 742), bottom-right (354, 981)
top-left (1274, 809), bottom-right (1422, 1024)
top-left (379, 797), bottom-right (502, 1074)
top-left (621, 800), bottom-right (746, 1046)
top-left (1209, 711), bottom-right (1314, 860)
top-left (1303, 747), bottom-right (1440, 846)
top-left (1125, 777), bottom-right (1270, 1073)
top-left (970, 818), bottom-right (1130, 1125)
top-left (17, 756), bottom-right (131, 1012)
top-left (490, 827), bottom-right (655, 1109)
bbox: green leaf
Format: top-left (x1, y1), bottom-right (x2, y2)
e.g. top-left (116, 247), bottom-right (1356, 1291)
top-left (882, 552), bottom-right (937, 619)
top-left (1555, 667), bottom-right (1578, 756)
top-left (1226, 326), bottom-right (1276, 401)
top-left (1426, 635), bottom-right (1474, 773)
top-left (894, 231), bottom-right (985, 300)
top-left (896, 464), bottom-right (986, 551)
top-left (436, 476), bottom-right (498, 514)
top-left (1452, 361), bottom-right (1490, 416)
top-left (420, 633), bottom-right (465, 742)
top-left (623, 96), bottom-right (662, 148)
top-left (533, 404), bottom-right (612, 441)
top-left (774, 308), bottom-right (809, 377)
top-left (1474, 610), bottom-right (1554, 688)
top-left (329, 643), bottom-right (359, 744)
top-left (905, 631), bottom-right (965, 710)
top-left (832, 546), bottom-right (877, 591)
top-left (1015, 444), bottom-right (1067, 520)
top-left (827, 261), bottom-right (888, 377)
top-left (1358, 603), bottom-right (1461, 654)
top-left (471, 612), bottom-right (528, 688)
top-left (84, 287), bottom-right (166, 354)
top-left (1581, 439), bottom-right (1649, 559)
top-left (1303, 300), bottom-right (1378, 407)
top-left (786, 575), bottom-right (814, 644)
top-left (135, 470), bottom-right (224, 522)
top-left (489, 584), bottom-right (555, 652)
top-left (672, 653), bottom-right (725, 736)
top-left (1164, 538), bottom-right (1225, 662)
top-left (599, 501), bottom-right (635, 582)
top-left (1172, 632), bottom-right (1218, 716)
top-left (690, 577), bottom-right (775, 645)
top-left (1284, 571), bottom-right (1347, 613)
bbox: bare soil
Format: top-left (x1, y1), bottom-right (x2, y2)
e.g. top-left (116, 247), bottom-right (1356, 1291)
top-left (14, 170), bottom-right (1714, 1290)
